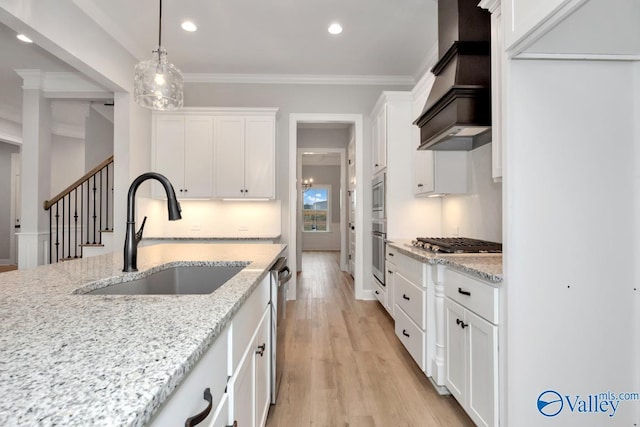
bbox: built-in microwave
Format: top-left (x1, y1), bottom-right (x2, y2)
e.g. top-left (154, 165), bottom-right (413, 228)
top-left (372, 173), bottom-right (385, 219)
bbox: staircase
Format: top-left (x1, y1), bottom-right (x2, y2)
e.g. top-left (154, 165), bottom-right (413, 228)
top-left (43, 156), bottom-right (114, 263)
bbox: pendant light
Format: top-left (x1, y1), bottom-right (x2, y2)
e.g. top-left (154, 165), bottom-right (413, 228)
top-left (134, 0), bottom-right (183, 111)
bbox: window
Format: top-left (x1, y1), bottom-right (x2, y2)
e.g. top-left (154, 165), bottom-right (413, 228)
top-left (303, 186), bottom-right (330, 232)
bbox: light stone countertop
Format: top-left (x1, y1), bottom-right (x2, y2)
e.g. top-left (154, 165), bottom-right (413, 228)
top-left (386, 239), bottom-right (503, 283)
top-left (0, 243), bottom-right (286, 427)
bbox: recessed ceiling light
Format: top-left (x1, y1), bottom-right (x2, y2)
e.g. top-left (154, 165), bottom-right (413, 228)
top-left (328, 23), bottom-right (342, 35)
top-left (16, 34), bottom-right (33, 43)
top-left (181, 21), bottom-right (197, 32)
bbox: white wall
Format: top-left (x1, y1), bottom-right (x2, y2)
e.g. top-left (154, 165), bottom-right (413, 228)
top-left (298, 127), bottom-right (351, 149)
top-left (301, 164), bottom-right (341, 251)
top-left (0, 142), bottom-right (19, 260)
top-left (504, 59), bottom-right (638, 426)
top-left (137, 198), bottom-right (281, 239)
top-left (85, 107), bottom-right (113, 170)
top-left (50, 134), bottom-right (84, 197)
top-left (441, 143), bottom-right (502, 242)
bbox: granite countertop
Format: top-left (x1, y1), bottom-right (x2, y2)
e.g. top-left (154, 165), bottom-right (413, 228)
top-left (0, 243), bottom-right (286, 427)
top-left (142, 235), bottom-right (280, 241)
top-left (386, 239), bottom-right (503, 283)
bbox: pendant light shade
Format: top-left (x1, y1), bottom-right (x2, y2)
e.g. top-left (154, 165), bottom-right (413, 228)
top-left (134, 0), bottom-right (183, 111)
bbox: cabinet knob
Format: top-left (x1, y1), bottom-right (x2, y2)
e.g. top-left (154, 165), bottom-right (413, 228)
top-left (179, 189), bottom-right (183, 192)
top-left (184, 388), bottom-right (213, 426)
top-left (375, 163), bottom-right (379, 167)
top-left (184, 188), bottom-right (188, 192)
top-left (256, 343), bottom-right (266, 357)
top-left (240, 189), bottom-right (244, 193)
top-left (417, 183), bottom-right (423, 188)
top-left (374, 290), bottom-right (379, 295)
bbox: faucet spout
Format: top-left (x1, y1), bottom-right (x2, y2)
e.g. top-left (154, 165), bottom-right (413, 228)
top-left (123, 172), bottom-right (182, 272)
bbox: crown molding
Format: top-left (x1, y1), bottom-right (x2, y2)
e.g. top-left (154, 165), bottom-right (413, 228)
top-left (15, 69), bottom-right (44, 89)
top-left (42, 72), bottom-right (111, 98)
top-left (478, 0), bottom-right (502, 13)
top-left (183, 73), bottom-right (415, 86)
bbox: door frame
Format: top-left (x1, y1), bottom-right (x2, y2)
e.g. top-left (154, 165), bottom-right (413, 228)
top-left (288, 113), bottom-right (365, 300)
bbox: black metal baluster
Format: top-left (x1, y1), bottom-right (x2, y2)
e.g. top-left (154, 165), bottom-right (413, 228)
top-left (99, 169), bottom-right (103, 243)
top-left (67, 193), bottom-right (71, 260)
top-left (92, 174), bottom-right (97, 244)
top-left (74, 188), bottom-right (78, 258)
top-left (61, 197), bottom-right (65, 260)
top-left (105, 163), bottom-right (109, 231)
top-left (86, 179), bottom-right (90, 244)
top-left (80, 182), bottom-right (84, 257)
top-left (49, 208), bottom-right (53, 264)
top-left (55, 203), bottom-right (59, 263)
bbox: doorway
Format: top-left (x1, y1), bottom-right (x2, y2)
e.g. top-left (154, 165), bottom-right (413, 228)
top-left (288, 114), bottom-right (365, 301)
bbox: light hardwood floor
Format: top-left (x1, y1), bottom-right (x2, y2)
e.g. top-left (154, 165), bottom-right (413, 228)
top-left (266, 251), bottom-right (474, 427)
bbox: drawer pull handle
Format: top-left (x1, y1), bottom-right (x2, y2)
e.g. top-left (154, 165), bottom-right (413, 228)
top-left (458, 287), bottom-right (471, 296)
top-left (185, 388), bottom-right (213, 426)
top-left (402, 294), bottom-right (410, 301)
top-left (375, 290), bottom-right (380, 295)
top-left (226, 422), bottom-right (238, 427)
top-left (388, 253), bottom-right (394, 256)
top-left (388, 270), bottom-right (393, 274)
top-left (256, 343), bottom-right (266, 357)
top-left (456, 318), bottom-right (468, 329)
top-left (402, 329), bottom-right (410, 338)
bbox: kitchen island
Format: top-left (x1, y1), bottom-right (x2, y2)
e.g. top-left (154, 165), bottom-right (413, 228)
top-left (0, 243), bottom-right (286, 426)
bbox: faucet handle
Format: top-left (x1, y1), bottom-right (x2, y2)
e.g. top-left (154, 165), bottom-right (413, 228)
top-left (135, 216), bottom-right (147, 242)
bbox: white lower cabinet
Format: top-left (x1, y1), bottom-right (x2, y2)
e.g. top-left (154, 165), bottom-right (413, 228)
top-left (444, 269), bottom-right (499, 427)
top-left (150, 274), bottom-right (271, 427)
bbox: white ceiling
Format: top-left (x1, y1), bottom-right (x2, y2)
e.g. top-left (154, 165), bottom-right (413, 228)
top-left (0, 0), bottom-right (438, 126)
top-left (76, 0), bottom-right (438, 79)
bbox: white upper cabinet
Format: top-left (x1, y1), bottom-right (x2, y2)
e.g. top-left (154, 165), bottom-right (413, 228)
top-left (152, 115), bottom-right (213, 198)
top-left (214, 115), bottom-right (276, 199)
top-left (501, 0), bottom-right (637, 58)
top-left (151, 108), bottom-right (277, 200)
top-left (371, 102), bottom-right (387, 175)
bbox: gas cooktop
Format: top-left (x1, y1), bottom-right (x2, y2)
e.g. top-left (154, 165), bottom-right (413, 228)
top-left (411, 237), bottom-right (502, 254)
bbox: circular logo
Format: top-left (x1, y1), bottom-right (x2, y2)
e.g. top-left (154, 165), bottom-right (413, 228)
top-left (537, 390), bottom-right (564, 417)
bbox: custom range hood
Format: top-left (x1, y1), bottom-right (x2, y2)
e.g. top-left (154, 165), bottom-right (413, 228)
top-left (414, 0), bottom-right (492, 151)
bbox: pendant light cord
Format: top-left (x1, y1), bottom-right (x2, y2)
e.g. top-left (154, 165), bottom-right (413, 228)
top-left (158, 0), bottom-right (162, 47)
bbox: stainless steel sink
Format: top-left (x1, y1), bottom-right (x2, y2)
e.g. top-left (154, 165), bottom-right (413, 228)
top-left (86, 265), bottom-right (246, 295)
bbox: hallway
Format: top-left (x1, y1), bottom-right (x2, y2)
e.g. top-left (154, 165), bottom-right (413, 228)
top-left (266, 251), bottom-right (473, 426)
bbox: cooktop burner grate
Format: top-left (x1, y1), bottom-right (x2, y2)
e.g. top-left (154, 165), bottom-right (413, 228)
top-left (413, 237), bottom-right (502, 253)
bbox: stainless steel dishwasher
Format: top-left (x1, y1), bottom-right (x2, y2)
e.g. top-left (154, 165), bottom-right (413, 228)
top-left (270, 257), bottom-right (291, 404)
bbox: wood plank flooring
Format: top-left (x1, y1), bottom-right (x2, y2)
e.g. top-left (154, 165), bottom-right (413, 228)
top-left (0, 265), bottom-right (17, 273)
top-left (266, 251), bottom-right (474, 427)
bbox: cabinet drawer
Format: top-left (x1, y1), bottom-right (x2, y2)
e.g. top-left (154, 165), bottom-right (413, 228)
top-left (373, 276), bottom-right (386, 308)
top-left (394, 306), bottom-right (425, 371)
top-left (149, 325), bottom-right (229, 426)
top-left (444, 269), bottom-right (498, 324)
top-left (394, 272), bottom-right (426, 329)
top-left (231, 275), bottom-right (270, 372)
top-left (392, 251), bottom-right (426, 287)
top-left (386, 246), bottom-right (398, 260)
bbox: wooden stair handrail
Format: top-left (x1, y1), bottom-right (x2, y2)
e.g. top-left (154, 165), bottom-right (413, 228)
top-left (44, 155), bottom-right (114, 210)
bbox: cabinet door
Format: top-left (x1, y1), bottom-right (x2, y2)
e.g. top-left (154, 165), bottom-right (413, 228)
top-left (413, 150), bottom-right (435, 195)
top-left (214, 117), bottom-right (246, 198)
top-left (244, 117), bottom-right (275, 199)
top-left (209, 393), bottom-right (230, 427)
top-left (504, 0), bottom-right (573, 50)
top-left (230, 345), bottom-right (255, 427)
top-left (444, 298), bottom-right (466, 404)
top-left (254, 308), bottom-right (271, 427)
top-left (153, 116), bottom-right (185, 198)
top-left (385, 261), bottom-right (396, 317)
top-left (466, 310), bottom-right (498, 427)
top-left (184, 116), bottom-right (213, 198)
top-left (373, 104), bottom-right (387, 173)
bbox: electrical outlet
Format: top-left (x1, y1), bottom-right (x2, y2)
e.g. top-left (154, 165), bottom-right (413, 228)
top-left (191, 224), bottom-right (201, 231)
top-left (238, 225), bottom-right (249, 232)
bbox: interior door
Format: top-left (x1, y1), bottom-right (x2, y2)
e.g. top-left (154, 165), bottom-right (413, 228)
top-left (11, 152), bottom-right (21, 265)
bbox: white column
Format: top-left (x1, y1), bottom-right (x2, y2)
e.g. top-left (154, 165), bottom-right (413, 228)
top-left (15, 70), bottom-right (52, 268)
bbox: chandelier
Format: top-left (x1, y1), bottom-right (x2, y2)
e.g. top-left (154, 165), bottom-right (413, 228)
top-left (302, 178), bottom-right (313, 192)
top-left (134, 0), bottom-right (184, 111)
